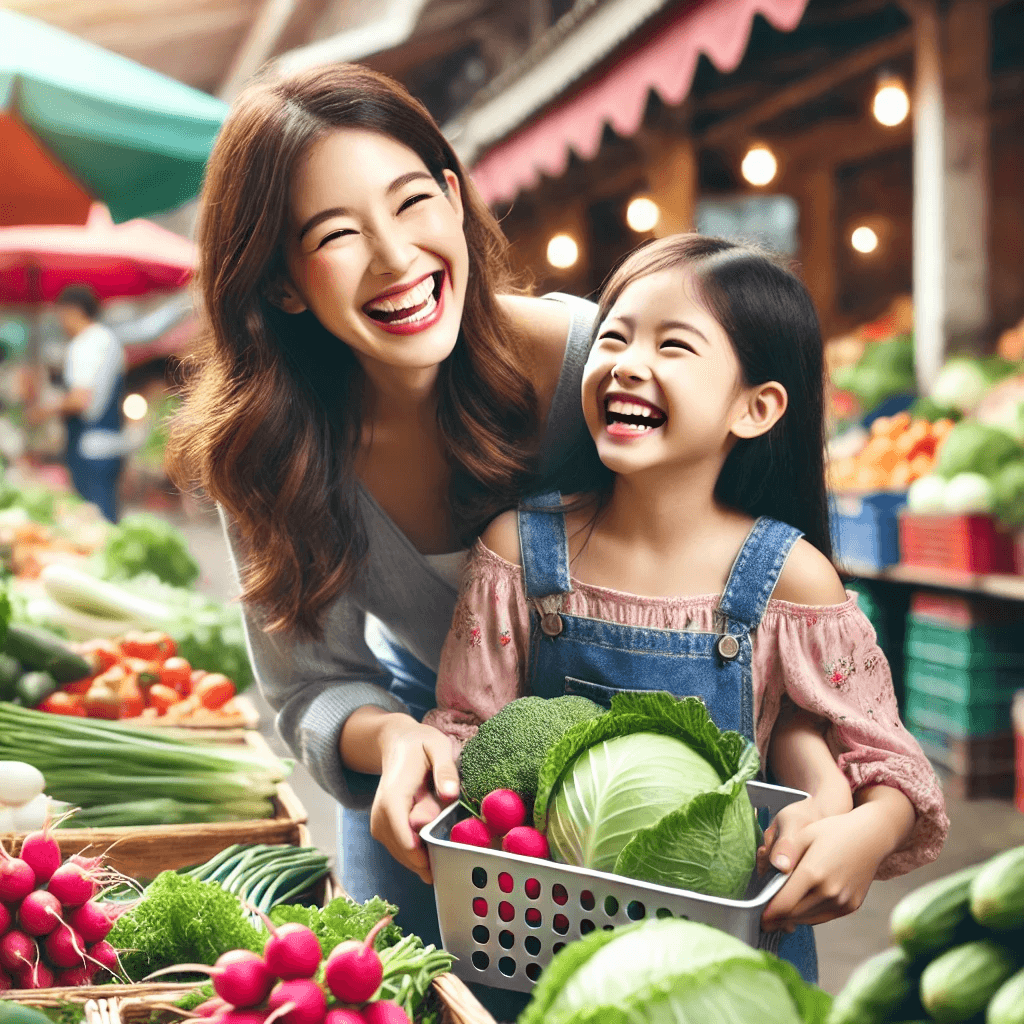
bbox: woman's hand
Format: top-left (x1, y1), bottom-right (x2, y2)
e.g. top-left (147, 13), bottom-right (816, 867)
top-left (760, 785), bottom-right (916, 932)
top-left (367, 713), bottom-right (461, 885)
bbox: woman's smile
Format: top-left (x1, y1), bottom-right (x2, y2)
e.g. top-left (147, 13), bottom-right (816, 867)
top-left (362, 269), bottom-right (447, 334)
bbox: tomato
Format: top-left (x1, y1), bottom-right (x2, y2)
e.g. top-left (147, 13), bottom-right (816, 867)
top-left (147, 683), bottom-right (180, 715)
top-left (189, 669), bottom-right (208, 690)
top-left (117, 677), bottom-right (146, 719)
top-left (118, 631), bottom-right (176, 662)
top-left (84, 681), bottom-right (121, 720)
top-left (76, 639), bottom-right (120, 674)
top-left (95, 664), bottom-right (128, 689)
top-left (194, 673), bottom-right (236, 710)
top-left (160, 656), bottom-right (193, 696)
top-left (123, 658), bottom-right (162, 687)
top-left (38, 692), bottom-right (87, 717)
top-left (63, 676), bottom-right (96, 696)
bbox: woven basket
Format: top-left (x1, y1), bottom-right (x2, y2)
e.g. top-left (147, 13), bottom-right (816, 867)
top-left (0, 733), bottom-right (307, 879)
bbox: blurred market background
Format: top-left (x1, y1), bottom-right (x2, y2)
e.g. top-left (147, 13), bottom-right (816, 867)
top-left (2, 0), bottom-right (1024, 999)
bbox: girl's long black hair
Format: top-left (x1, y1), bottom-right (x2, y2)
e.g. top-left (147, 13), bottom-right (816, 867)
top-left (548, 233), bottom-right (833, 561)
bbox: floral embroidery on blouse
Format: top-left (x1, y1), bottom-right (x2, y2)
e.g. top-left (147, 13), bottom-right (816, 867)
top-left (823, 655), bottom-right (856, 689)
top-left (864, 652), bottom-right (880, 673)
top-left (499, 629), bottom-right (512, 647)
top-left (451, 600), bottom-right (483, 648)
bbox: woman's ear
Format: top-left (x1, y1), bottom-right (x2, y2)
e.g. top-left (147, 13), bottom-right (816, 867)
top-left (442, 169), bottom-right (465, 225)
top-left (265, 277), bottom-right (307, 315)
top-left (730, 381), bottom-right (788, 439)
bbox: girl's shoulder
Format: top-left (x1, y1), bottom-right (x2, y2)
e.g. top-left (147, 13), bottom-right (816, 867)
top-left (771, 537), bottom-right (848, 606)
top-left (479, 508), bottom-right (523, 566)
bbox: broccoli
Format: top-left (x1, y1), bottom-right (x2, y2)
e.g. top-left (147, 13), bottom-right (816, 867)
top-left (460, 695), bottom-right (605, 809)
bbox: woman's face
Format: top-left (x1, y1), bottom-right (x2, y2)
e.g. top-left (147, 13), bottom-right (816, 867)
top-left (282, 129), bottom-right (470, 381)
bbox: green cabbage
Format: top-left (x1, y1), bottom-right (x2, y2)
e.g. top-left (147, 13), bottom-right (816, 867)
top-left (935, 420), bottom-right (1022, 480)
top-left (992, 460), bottom-right (1024, 527)
top-left (535, 692), bottom-right (760, 899)
top-left (932, 356), bottom-right (1018, 414)
top-left (518, 918), bottom-right (832, 1024)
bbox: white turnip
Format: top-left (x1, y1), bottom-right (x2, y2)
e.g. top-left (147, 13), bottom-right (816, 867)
top-left (145, 950), bottom-right (274, 1009)
top-left (0, 762), bottom-right (45, 806)
top-left (324, 916), bottom-right (391, 1005)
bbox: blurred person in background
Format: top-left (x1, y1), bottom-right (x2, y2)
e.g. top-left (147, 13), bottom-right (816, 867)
top-left (25, 284), bottom-right (126, 521)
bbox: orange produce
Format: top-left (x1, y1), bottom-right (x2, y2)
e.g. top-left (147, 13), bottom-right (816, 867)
top-left (118, 676), bottom-right (146, 719)
top-left (147, 683), bottom-right (180, 715)
top-left (830, 415), bottom-right (946, 494)
top-left (194, 673), bottom-right (236, 710)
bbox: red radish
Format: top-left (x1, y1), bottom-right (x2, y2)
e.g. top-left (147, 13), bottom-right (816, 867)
top-left (324, 915), bottom-right (392, 1004)
top-left (16, 959), bottom-right (54, 989)
top-left (210, 1013), bottom-right (268, 1024)
top-left (480, 790), bottom-right (527, 837)
top-left (0, 930), bottom-right (36, 973)
top-left (87, 940), bottom-right (121, 977)
top-left (44, 925), bottom-right (87, 968)
top-left (449, 818), bottom-right (491, 848)
top-left (67, 901), bottom-right (114, 944)
top-left (361, 1002), bottom-right (412, 1024)
top-left (266, 977), bottom-right (328, 1024)
top-left (0, 902), bottom-right (10, 934)
top-left (56, 965), bottom-right (97, 987)
top-left (19, 824), bottom-right (62, 883)
top-left (69, 854), bottom-right (104, 872)
top-left (47, 861), bottom-right (97, 908)
top-left (501, 826), bottom-right (549, 859)
top-left (0, 847), bottom-right (36, 903)
top-left (194, 997), bottom-right (229, 1018)
top-left (258, 915), bottom-right (323, 981)
top-left (325, 1011), bottom-right (365, 1024)
top-left (0, 967), bottom-right (10, 992)
top-left (18, 889), bottom-right (63, 936)
top-left (146, 949), bottom-right (274, 1008)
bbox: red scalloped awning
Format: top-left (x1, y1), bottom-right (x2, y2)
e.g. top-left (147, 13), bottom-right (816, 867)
top-left (470, 0), bottom-right (810, 205)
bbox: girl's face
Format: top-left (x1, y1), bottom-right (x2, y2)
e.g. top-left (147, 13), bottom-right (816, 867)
top-left (281, 129), bottom-right (469, 380)
top-left (582, 268), bottom-right (755, 478)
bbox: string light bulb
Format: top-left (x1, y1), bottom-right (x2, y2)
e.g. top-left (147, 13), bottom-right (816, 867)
top-left (123, 393), bottom-right (148, 420)
top-left (851, 226), bottom-right (879, 254)
top-left (741, 145), bottom-right (777, 187)
top-left (547, 233), bottom-right (579, 269)
top-left (626, 197), bottom-right (660, 233)
top-left (873, 76), bottom-right (909, 127)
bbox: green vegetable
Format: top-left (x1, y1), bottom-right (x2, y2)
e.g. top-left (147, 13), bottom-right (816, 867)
top-left (920, 939), bottom-right (1017, 1023)
top-left (535, 692), bottom-right (759, 899)
top-left (459, 694), bottom-right (605, 810)
top-left (2, 623), bottom-right (91, 682)
top-left (0, 1005), bottom-right (60, 1024)
top-left (988, 966), bottom-right (1024, 1024)
top-left (970, 845), bottom-right (1024, 932)
top-left (832, 334), bottom-right (916, 412)
top-left (826, 946), bottom-right (919, 1024)
top-left (991, 461), bottom-right (1024, 528)
top-left (0, 702), bottom-right (288, 823)
top-left (890, 863), bottom-right (982, 956)
top-left (932, 357), bottom-right (1018, 415)
top-left (519, 918), bottom-right (832, 1024)
top-left (107, 871), bottom-right (265, 979)
top-left (93, 512), bottom-right (200, 588)
top-left (270, 896), bottom-right (404, 956)
top-left (14, 670), bottom-right (58, 707)
top-left (0, 651), bottom-right (22, 698)
top-left (942, 472), bottom-right (993, 514)
top-left (935, 420), bottom-right (1022, 481)
top-left (909, 396), bottom-right (960, 423)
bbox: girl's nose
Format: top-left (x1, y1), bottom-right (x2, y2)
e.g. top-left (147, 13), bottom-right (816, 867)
top-left (611, 361), bottom-right (651, 384)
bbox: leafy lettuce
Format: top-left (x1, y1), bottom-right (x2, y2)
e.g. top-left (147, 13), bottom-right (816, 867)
top-left (534, 692), bottom-right (760, 899)
top-left (517, 918), bottom-right (832, 1024)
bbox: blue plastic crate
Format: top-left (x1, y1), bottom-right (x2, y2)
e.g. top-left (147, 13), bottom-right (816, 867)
top-left (831, 491), bottom-right (907, 571)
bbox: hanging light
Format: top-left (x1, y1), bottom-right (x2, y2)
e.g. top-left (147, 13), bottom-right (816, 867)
top-left (873, 75), bottom-right (909, 127)
top-left (741, 145), bottom-right (777, 187)
top-left (851, 226), bottom-right (879, 254)
top-left (123, 393), bottom-right (148, 420)
top-left (626, 196), bottom-right (660, 233)
top-left (547, 233), bottom-right (579, 269)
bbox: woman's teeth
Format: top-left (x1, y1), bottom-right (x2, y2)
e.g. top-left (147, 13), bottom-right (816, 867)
top-left (366, 274), bottom-right (439, 324)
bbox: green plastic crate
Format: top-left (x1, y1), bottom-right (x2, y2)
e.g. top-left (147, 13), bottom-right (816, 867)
top-left (905, 657), bottom-right (1023, 705)
top-left (906, 685), bottom-right (1013, 737)
top-left (905, 619), bottom-right (1024, 671)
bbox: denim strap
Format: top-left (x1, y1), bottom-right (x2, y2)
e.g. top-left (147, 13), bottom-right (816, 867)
top-left (517, 491), bottom-right (572, 599)
top-left (718, 517), bottom-right (804, 630)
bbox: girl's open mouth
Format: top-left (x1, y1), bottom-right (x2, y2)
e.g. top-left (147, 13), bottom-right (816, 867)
top-left (604, 396), bottom-right (667, 437)
top-left (363, 271), bottom-right (444, 329)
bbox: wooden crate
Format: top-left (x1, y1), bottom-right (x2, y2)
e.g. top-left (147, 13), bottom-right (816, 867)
top-left (0, 732), bottom-right (307, 880)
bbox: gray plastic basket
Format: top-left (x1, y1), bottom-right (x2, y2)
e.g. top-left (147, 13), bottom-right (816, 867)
top-left (421, 779), bottom-right (807, 992)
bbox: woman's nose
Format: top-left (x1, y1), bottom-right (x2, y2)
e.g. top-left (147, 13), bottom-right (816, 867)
top-left (367, 228), bottom-right (416, 278)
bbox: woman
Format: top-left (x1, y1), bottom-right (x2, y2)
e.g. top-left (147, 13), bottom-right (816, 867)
top-left (167, 63), bottom-right (595, 957)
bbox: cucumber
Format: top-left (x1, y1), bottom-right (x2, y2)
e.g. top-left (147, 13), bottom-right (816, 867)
top-left (827, 945), bottom-right (919, 1024)
top-left (2, 623), bottom-right (91, 683)
top-left (0, 1006), bottom-right (58, 1024)
top-left (890, 863), bottom-right (982, 956)
top-left (988, 966), bottom-right (1024, 1024)
top-left (14, 670), bottom-right (58, 708)
top-left (920, 939), bottom-right (1018, 1023)
top-left (0, 651), bottom-right (21, 698)
top-left (971, 845), bottom-right (1024, 932)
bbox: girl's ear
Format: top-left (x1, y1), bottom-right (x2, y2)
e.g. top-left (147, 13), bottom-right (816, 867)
top-left (730, 381), bottom-right (788, 439)
top-left (442, 169), bottom-right (465, 225)
top-left (265, 276), bottom-right (307, 315)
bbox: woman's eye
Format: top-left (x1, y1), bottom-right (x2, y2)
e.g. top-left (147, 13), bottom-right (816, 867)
top-left (661, 338), bottom-right (695, 353)
top-left (399, 192), bottom-right (433, 212)
top-left (316, 229), bottom-right (354, 249)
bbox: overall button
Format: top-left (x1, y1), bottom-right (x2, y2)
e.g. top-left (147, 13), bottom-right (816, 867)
top-left (541, 613), bottom-right (564, 636)
top-left (717, 634), bottom-right (740, 660)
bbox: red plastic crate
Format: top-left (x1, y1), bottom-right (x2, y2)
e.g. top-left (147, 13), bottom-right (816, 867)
top-left (909, 590), bottom-right (1018, 628)
top-left (1015, 691), bottom-right (1024, 815)
top-left (1015, 530), bottom-right (1024, 576)
top-left (898, 513), bottom-right (1016, 574)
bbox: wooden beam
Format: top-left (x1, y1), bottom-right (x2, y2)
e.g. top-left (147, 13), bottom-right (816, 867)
top-left (219, 0), bottom-right (298, 100)
top-left (698, 27), bottom-right (914, 147)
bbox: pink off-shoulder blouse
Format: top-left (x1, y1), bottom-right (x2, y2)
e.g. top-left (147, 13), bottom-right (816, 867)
top-left (425, 539), bottom-right (949, 880)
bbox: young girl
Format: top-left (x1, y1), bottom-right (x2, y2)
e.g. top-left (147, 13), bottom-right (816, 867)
top-left (426, 234), bottom-right (949, 984)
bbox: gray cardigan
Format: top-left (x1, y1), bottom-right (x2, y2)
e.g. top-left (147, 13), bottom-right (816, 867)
top-left (222, 293), bottom-right (597, 807)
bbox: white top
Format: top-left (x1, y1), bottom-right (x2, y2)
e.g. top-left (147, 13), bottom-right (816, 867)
top-left (63, 322), bottom-right (125, 459)
top-left (423, 549), bottom-right (470, 590)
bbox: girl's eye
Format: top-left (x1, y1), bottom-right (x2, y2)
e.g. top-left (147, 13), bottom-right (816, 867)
top-left (661, 338), bottom-right (696, 353)
top-left (316, 228), bottom-right (355, 249)
top-left (399, 192), bottom-right (433, 212)
top-left (597, 330), bottom-right (627, 345)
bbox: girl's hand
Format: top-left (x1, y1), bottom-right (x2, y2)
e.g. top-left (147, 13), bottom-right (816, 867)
top-left (760, 786), bottom-right (916, 931)
top-left (369, 714), bottom-right (461, 885)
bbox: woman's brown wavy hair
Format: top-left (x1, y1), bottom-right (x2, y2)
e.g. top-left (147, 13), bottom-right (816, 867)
top-left (166, 64), bottom-right (538, 639)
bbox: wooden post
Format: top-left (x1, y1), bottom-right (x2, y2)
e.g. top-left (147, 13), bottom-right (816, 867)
top-left (796, 165), bottom-right (838, 338)
top-left (640, 129), bottom-right (697, 238)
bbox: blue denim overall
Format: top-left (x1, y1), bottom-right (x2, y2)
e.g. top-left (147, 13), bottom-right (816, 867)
top-left (518, 493), bottom-right (818, 983)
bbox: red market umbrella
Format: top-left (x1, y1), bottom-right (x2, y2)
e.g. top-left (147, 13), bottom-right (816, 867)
top-left (0, 203), bottom-right (195, 304)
